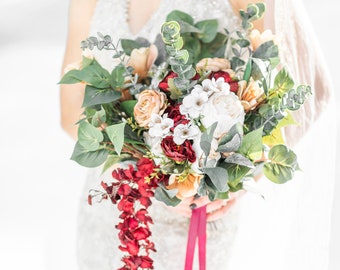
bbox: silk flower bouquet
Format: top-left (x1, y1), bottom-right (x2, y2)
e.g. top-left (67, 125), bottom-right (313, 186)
top-left (60, 3), bottom-right (310, 270)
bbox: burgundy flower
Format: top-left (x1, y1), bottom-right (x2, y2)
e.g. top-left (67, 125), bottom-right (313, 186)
top-left (135, 158), bottom-right (155, 178)
top-left (158, 71), bottom-right (178, 92)
top-left (165, 103), bottom-right (189, 129)
top-left (161, 136), bottom-right (196, 163)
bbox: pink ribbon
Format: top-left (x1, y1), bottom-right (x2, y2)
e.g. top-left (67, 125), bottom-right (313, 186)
top-left (184, 205), bottom-right (207, 270)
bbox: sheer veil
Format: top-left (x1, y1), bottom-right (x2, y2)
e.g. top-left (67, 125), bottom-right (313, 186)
top-left (228, 0), bottom-right (337, 269)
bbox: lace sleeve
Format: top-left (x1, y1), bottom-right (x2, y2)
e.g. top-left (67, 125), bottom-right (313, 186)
top-left (270, 0), bottom-right (334, 146)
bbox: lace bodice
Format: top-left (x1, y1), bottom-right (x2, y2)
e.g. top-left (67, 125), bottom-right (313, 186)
top-left (89, 0), bottom-right (240, 70)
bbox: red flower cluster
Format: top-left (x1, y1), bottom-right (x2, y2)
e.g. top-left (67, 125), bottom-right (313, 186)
top-left (99, 158), bottom-right (162, 270)
top-left (209, 71), bottom-right (239, 93)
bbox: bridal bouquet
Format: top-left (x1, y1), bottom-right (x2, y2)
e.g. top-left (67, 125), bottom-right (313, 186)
top-left (60, 3), bottom-right (310, 269)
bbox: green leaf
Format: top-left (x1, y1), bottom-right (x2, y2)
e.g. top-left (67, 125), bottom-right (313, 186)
top-left (154, 185), bottom-right (181, 206)
top-left (105, 123), bottom-right (126, 155)
top-left (166, 10), bottom-right (194, 25)
top-left (82, 85), bottom-right (122, 107)
top-left (110, 65), bottom-right (126, 88)
top-left (253, 41), bottom-right (278, 60)
top-left (101, 154), bottom-right (132, 173)
top-left (271, 68), bottom-right (295, 97)
top-left (121, 39), bottom-right (143, 55)
top-left (120, 100), bottom-right (137, 117)
top-left (59, 69), bottom-right (83, 84)
top-left (238, 127), bottom-right (263, 161)
top-left (78, 121), bottom-right (103, 151)
top-left (80, 62), bottom-right (111, 88)
top-left (91, 107), bottom-right (106, 127)
top-left (243, 60), bottom-right (252, 82)
top-left (217, 123), bottom-right (243, 152)
top-left (263, 145), bottom-right (299, 184)
top-left (202, 167), bottom-right (229, 192)
top-left (195, 20), bottom-right (218, 43)
top-left (200, 122), bottom-right (217, 157)
top-left (224, 153), bottom-right (254, 168)
top-left (71, 142), bottom-right (109, 168)
top-left (236, 38), bottom-right (251, 48)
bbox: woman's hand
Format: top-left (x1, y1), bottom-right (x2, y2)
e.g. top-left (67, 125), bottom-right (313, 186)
top-left (167, 191), bottom-right (246, 222)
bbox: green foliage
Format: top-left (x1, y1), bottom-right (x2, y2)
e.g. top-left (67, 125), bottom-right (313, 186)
top-left (154, 184), bottom-right (181, 206)
top-left (71, 142), bottom-right (109, 168)
top-left (105, 123), bottom-right (126, 155)
top-left (78, 121), bottom-right (104, 151)
top-left (238, 127), bottom-right (263, 161)
top-left (264, 145), bottom-right (300, 183)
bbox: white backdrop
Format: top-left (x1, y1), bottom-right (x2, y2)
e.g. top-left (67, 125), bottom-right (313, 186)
top-left (0, 1), bottom-right (339, 269)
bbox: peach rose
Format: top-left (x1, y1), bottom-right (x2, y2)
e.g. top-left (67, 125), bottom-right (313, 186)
top-left (167, 173), bottom-right (203, 198)
top-left (134, 90), bottom-right (167, 128)
top-left (249, 29), bottom-right (276, 51)
top-left (196, 57), bottom-right (231, 72)
top-left (237, 80), bottom-right (265, 112)
top-left (127, 44), bottom-right (158, 79)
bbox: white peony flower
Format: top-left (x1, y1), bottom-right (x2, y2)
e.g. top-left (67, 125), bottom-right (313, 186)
top-left (180, 90), bottom-right (208, 118)
top-left (173, 123), bottom-right (200, 145)
top-left (201, 92), bottom-right (245, 139)
top-left (148, 114), bottom-right (174, 138)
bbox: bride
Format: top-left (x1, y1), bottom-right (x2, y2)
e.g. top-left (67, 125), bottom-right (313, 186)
top-left (59, 0), bottom-right (336, 269)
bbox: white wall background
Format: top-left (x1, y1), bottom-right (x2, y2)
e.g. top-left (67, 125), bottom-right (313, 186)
top-left (0, 1), bottom-right (338, 269)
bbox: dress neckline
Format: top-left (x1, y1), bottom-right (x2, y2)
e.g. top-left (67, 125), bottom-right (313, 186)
top-left (124, 0), bottom-right (165, 38)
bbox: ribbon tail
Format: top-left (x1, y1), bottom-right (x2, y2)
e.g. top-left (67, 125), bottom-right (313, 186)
top-left (198, 205), bottom-right (207, 270)
top-left (184, 207), bottom-right (200, 270)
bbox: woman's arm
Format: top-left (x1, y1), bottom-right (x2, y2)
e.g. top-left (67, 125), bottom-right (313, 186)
top-left (60, 0), bottom-right (97, 140)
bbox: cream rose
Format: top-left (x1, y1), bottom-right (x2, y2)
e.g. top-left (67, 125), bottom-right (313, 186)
top-left (134, 90), bottom-right (167, 128)
top-left (127, 44), bottom-right (158, 79)
top-left (196, 57), bottom-right (231, 72)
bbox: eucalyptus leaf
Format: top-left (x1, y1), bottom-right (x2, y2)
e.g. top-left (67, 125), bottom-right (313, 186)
top-left (78, 121), bottom-right (104, 151)
top-left (200, 122), bottom-right (217, 157)
top-left (71, 142), bottom-right (109, 168)
top-left (105, 123), bottom-right (126, 155)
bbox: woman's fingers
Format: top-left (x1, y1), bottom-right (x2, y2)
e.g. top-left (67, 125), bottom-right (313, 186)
top-left (206, 198), bottom-right (237, 222)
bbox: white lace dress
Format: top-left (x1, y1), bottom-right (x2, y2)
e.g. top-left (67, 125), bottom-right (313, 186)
top-left (76, 0), bottom-right (336, 270)
top-left (77, 1), bottom-right (242, 269)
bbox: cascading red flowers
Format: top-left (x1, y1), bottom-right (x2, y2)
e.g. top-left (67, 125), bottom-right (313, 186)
top-left (94, 158), bottom-right (164, 270)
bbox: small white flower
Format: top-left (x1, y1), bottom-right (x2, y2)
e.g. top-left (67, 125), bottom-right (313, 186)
top-left (173, 123), bottom-right (200, 145)
top-left (148, 114), bottom-right (174, 138)
top-left (180, 90), bottom-right (208, 118)
top-left (201, 77), bottom-right (230, 96)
